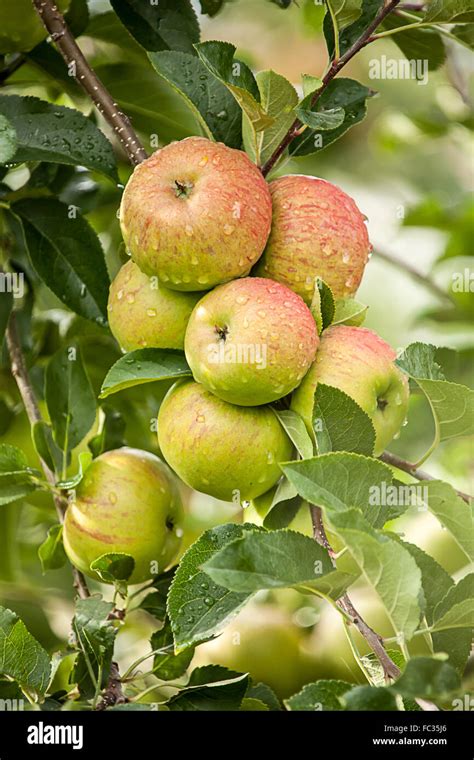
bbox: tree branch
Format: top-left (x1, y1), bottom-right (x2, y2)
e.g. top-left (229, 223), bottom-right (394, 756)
top-left (32, 0), bottom-right (147, 166)
top-left (310, 505), bottom-right (401, 681)
top-left (5, 312), bottom-right (90, 600)
top-left (380, 451), bottom-right (472, 504)
top-left (375, 249), bottom-right (454, 304)
top-left (261, 0), bottom-right (401, 176)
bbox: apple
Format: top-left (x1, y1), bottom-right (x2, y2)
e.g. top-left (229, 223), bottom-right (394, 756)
top-left (194, 604), bottom-right (321, 699)
top-left (184, 277), bottom-right (318, 406)
top-left (107, 260), bottom-right (204, 351)
top-left (157, 380), bottom-right (293, 502)
top-left (119, 136), bottom-right (272, 291)
top-left (291, 325), bottom-right (409, 455)
top-left (63, 447), bottom-right (184, 584)
top-left (254, 175), bottom-right (371, 303)
top-left (0, 0), bottom-right (70, 53)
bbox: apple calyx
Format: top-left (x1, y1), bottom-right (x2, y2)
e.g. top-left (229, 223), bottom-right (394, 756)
top-left (214, 324), bottom-right (229, 341)
top-left (174, 179), bottom-right (194, 198)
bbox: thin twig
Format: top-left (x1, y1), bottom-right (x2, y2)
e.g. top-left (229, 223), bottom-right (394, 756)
top-left (32, 0), bottom-right (147, 166)
top-left (0, 54), bottom-right (26, 86)
top-left (5, 312), bottom-right (90, 599)
top-left (380, 451), bottom-right (472, 504)
top-left (310, 506), bottom-right (401, 681)
top-left (260, 0), bottom-right (401, 176)
top-left (375, 249), bottom-right (454, 304)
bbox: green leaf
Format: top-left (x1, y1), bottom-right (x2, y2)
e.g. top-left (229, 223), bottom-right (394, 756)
top-left (295, 101), bottom-right (345, 130)
top-left (416, 378), bottom-right (474, 442)
top-left (56, 451), bottom-right (92, 489)
top-left (202, 528), bottom-right (356, 598)
top-left (139, 569), bottom-right (176, 621)
top-left (13, 198), bottom-right (109, 325)
top-left (327, 509), bottom-right (423, 639)
top-left (310, 278), bottom-right (335, 333)
top-left (32, 421), bottom-right (64, 475)
top-left (240, 697), bottom-right (269, 711)
top-left (167, 524), bottom-right (258, 652)
top-left (88, 406), bottom-right (126, 458)
top-left (110, 0), bottom-right (199, 54)
top-left (332, 297), bottom-right (368, 326)
top-left (199, 0), bottom-right (227, 16)
top-left (166, 666), bottom-right (249, 711)
top-left (342, 685), bottom-right (398, 711)
top-left (325, 0), bottom-right (383, 57)
top-left (0, 95), bottom-right (117, 181)
top-left (290, 78), bottom-right (374, 157)
top-left (422, 481), bottom-right (473, 561)
top-left (331, 0), bottom-right (364, 30)
top-left (100, 349), bottom-right (191, 398)
top-left (0, 444), bottom-right (29, 473)
top-left (272, 409), bottom-right (314, 459)
top-left (282, 452), bottom-right (393, 528)
top-left (45, 344), bottom-right (96, 454)
top-left (302, 74), bottom-right (323, 97)
top-left (0, 607), bottom-right (51, 696)
top-left (0, 114), bottom-right (16, 163)
top-left (0, 444), bottom-right (40, 505)
top-left (450, 23), bottom-right (474, 49)
top-left (0, 284), bottom-right (13, 342)
top-left (399, 541), bottom-right (471, 672)
top-left (263, 479), bottom-right (302, 530)
top-left (245, 70), bottom-right (298, 166)
top-left (246, 681), bottom-right (281, 711)
top-left (424, 0), bottom-right (474, 23)
top-left (151, 619), bottom-right (194, 681)
top-left (89, 552), bottom-right (135, 583)
top-left (382, 14), bottom-right (446, 71)
top-left (195, 42), bottom-right (269, 128)
top-left (285, 679), bottom-right (352, 711)
top-left (313, 384), bottom-right (376, 456)
top-left (396, 342), bottom-right (445, 381)
top-left (432, 575), bottom-right (474, 632)
top-left (390, 657), bottom-right (461, 700)
top-left (149, 51), bottom-right (243, 148)
top-left (38, 524), bottom-right (67, 573)
top-left (71, 598), bottom-right (117, 699)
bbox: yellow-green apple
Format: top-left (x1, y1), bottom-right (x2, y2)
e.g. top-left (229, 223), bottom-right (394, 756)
top-left (195, 604), bottom-right (321, 699)
top-left (63, 447), bottom-right (184, 584)
top-left (157, 380), bottom-right (293, 502)
top-left (184, 277), bottom-right (318, 406)
top-left (0, 0), bottom-right (70, 53)
top-left (107, 260), bottom-right (203, 351)
top-left (120, 137), bottom-right (272, 291)
top-left (254, 175), bottom-right (371, 303)
top-left (291, 325), bottom-right (409, 455)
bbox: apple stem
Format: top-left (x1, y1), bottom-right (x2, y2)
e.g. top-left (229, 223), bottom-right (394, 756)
top-left (32, 0), bottom-right (148, 166)
top-left (260, 0), bottom-right (402, 177)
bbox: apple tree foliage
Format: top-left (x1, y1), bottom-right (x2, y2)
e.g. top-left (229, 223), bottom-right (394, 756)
top-left (0, 0), bottom-right (472, 712)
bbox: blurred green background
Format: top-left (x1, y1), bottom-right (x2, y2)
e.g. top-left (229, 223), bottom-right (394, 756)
top-left (0, 0), bottom-right (472, 699)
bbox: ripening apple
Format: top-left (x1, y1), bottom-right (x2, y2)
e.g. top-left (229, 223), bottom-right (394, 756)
top-left (157, 380), bottom-right (293, 502)
top-left (195, 604), bottom-right (322, 699)
top-left (119, 137), bottom-right (272, 291)
top-left (184, 277), bottom-right (318, 406)
top-left (291, 325), bottom-right (409, 455)
top-left (107, 260), bottom-right (204, 351)
top-left (63, 448), bottom-right (184, 584)
top-left (254, 175), bottom-right (371, 303)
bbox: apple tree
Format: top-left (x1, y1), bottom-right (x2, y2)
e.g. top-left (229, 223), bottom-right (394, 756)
top-left (0, 0), bottom-right (472, 714)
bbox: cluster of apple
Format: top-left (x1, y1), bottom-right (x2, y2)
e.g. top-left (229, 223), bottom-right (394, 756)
top-left (63, 135), bottom-right (409, 584)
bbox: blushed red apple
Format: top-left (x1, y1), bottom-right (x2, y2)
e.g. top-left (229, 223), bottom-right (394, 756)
top-left (120, 136), bottom-right (272, 291)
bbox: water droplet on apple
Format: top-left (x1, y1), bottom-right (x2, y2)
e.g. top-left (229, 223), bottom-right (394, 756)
top-left (198, 275), bottom-right (209, 285)
top-left (126, 293), bottom-right (135, 304)
top-left (236, 295), bottom-right (248, 305)
top-left (191, 255), bottom-right (199, 266)
top-left (108, 492), bottom-right (117, 504)
top-left (267, 451), bottom-right (275, 464)
top-left (199, 156), bottom-right (208, 166)
top-left (223, 224), bottom-right (234, 236)
top-left (196, 414), bottom-right (205, 423)
top-left (257, 310), bottom-right (266, 318)
top-left (342, 253), bottom-right (351, 264)
top-left (185, 225), bottom-right (194, 236)
top-left (147, 308), bottom-right (157, 317)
